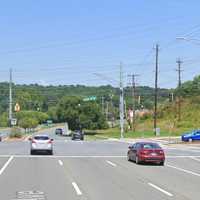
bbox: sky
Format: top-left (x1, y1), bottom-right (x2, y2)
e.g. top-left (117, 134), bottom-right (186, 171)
top-left (0, 0), bottom-right (200, 88)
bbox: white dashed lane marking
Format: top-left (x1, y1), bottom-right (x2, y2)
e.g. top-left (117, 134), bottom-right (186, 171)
top-left (148, 183), bottom-right (173, 197)
top-left (72, 182), bottom-right (82, 196)
top-left (166, 164), bottom-right (200, 177)
top-left (58, 160), bottom-right (63, 166)
top-left (106, 160), bottom-right (117, 167)
top-left (0, 156), bottom-right (13, 176)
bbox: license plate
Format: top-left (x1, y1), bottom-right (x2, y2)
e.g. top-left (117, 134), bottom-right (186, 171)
top-left (151, 153), bottom-right (157, 156)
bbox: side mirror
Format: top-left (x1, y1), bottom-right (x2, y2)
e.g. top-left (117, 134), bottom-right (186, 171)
top-left (28, 138), bottom-right (32, 141)
top-left (128, 146), bottom-right (132, 149)
top-left (51, 139), bottom-right (54, 141)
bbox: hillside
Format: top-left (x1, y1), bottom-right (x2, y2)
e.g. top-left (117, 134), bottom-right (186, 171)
top-left (0, 82), bottom-right (170, 113)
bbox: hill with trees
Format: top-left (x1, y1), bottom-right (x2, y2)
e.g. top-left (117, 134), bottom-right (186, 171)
top-left (0, 82), bottom-right (171, 132)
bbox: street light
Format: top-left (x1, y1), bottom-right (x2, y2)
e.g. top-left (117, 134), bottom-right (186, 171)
top-left (176, 37), bottom-right (200, 45)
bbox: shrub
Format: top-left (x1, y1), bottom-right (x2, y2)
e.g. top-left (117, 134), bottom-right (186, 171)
top-left (9, 127), bottom-right (23, 138)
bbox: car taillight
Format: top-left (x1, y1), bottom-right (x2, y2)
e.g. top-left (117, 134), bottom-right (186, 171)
top-left (48, 140), bottom-right (52, 144)
top-left (32, 140), bottom-right (36, 143)
top-left (158, 150), bottom-right (164, 155)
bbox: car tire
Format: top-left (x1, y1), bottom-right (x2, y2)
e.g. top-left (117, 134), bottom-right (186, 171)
top-left (135, 155), bottom-right (140, 164)
top-left (159, 161), bottom-right (164, 166)
top-left (49, 150), bottom-right (53, 155)
top-left (30, 150), bottom-right (34, 155)
top-left (189, 138), bottom-right (193, 142)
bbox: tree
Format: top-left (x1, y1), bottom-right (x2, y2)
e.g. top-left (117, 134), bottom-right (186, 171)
top-left (16, 111), bottom-right (49, 124)
top-left (18, 117), bottom-right (38, 132)
top-left (0, 112), bottom-right (8, 127)
top-left (56, 96), bottom-right (108, 130)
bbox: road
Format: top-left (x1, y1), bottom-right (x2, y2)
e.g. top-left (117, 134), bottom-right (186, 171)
top-left (0, 128), bottom-right (199, 199)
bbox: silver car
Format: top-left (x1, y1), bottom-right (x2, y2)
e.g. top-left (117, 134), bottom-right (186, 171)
top-left (30, 135), bottom-right (53, 155)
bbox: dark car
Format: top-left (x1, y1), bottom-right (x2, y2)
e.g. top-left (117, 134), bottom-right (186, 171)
top-left (181, 130), bottom-right (200, 142)
top-left (127, 142), bottom-right (165, 165)
top-left (55, 128), bottom-right (63, 135)
top-left (71, 130), bottom-right (84, 140)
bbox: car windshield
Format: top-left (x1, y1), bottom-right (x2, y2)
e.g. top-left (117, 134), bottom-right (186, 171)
top-left (34, 136), bottom-right (49, 140)
top-left (142, 143), bottom-right (160, 149)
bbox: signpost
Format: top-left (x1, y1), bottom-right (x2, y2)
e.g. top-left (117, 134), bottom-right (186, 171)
top-left (11, 118), bottom-right (17, 126)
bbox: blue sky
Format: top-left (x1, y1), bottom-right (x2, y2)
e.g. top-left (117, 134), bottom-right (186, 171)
top-left (0, 0), bottom-right (200, 88)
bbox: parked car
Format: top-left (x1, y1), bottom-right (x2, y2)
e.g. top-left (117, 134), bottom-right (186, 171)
top-left (181, 130), bottom-right (200, 142)
top-left (71, 130), bottom-right (84, 140)
top-left (29, 135), bottom-right (53, 155)
top-left (55, 128), bottom-right (63, 135)
top-left (127, 142), bottom-right (165, 165)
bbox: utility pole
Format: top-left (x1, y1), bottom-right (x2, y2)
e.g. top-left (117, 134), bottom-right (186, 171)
top-left (154, 44), bottom-right (159, 135)
top-left (176, 58), bottom-right (183, 121)
top-left (128, 74), bottom-right (139, 131)
top-left (101, 96), bottom-right (104, 115)
top-left (106, 101), bottom-right (109, 121)
top-left (9, 68), bottom-right (13, 126)
top-left (119, 62), bottom-right (124, 138)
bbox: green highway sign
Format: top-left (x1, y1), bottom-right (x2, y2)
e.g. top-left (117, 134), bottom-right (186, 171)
top-left (83, 96), bottom-right (97, 101)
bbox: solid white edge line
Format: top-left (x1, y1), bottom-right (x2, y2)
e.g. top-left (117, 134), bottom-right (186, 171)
top-left (58, 160), bottom-right (63, 166)
top-left (0, 155), bottom-right (126, 158)
top-left (148, 183), bottom-right (173, 197)
top-left (0, 156), bottom-right (14, 175)
top-left (0, 155), bottom-right (200, 158)
top-left (106, 160), bottom-right (117, 167)
top-left (166, 164), bottom-right (200, 177)
top-left (190, 157), bottom-right (200, 162)
top-left (72, 182), bottom-right (82, 196)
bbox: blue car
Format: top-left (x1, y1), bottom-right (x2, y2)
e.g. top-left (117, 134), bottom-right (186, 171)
top-left (181, 130), bottom-right (200, 142)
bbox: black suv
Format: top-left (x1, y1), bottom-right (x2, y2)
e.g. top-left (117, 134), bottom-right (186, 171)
top-left (55, 128), bottom-right (63, 135)
top-left (71, 130), bottom-right (84, 140)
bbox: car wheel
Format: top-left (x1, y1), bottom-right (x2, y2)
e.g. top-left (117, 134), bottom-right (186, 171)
top-left (135, 155), bottom-right (140, 164)
top-left (189, 138), bottom-right (193, 142)
top-left (30, 150), bottom-right (34, 155)
top-left (49, 150), bottom-right (53, 155)
top-left (159, 161), bottom-right (164, 166)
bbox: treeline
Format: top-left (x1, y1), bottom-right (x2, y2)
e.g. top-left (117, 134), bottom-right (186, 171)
top-left (0, 82), bottom-right (171, 129)
top-left (0, 82), bottom-right (170, 113)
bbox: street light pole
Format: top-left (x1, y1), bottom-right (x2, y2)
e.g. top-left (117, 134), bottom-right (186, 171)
top-left (119, 62), bottom-right (124, 139)
top-left (9, 68), bottom-right (13, 126)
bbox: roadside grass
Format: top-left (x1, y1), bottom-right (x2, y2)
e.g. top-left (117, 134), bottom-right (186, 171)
top-left (85, 117), bottom-right (195, 140)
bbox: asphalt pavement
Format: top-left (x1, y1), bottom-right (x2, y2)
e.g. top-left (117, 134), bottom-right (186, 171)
top-left (0, 127), bottom-right (199, 200)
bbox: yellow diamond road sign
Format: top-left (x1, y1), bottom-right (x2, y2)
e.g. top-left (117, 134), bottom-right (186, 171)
top-left (14, 103), bottom-right (20, 112)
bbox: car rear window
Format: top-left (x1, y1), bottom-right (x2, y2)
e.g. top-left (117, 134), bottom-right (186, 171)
top-left (34, 136), bottom-right (49, 140)
top-left (142, 143), bottom-right (160, 149)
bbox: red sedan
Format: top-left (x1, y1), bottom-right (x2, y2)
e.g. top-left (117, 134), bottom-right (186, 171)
top-left (127, 142), bottom-right (165, 165)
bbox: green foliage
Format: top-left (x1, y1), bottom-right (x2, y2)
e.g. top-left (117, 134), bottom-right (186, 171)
top-left (0, 83), bottom-right (171, 115)
top-left (0, 112), bottom-right (8, 127)
top-left (177, 75), bottom-right (200, 97)
top-left (56, 96), bottom-right (108, 130)
top-left (18, 117), bottom-right (39, 130)
top-left (9, 127), bottom-right (23, 138)
top-left (16, 111), bottom-right (49, 123)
